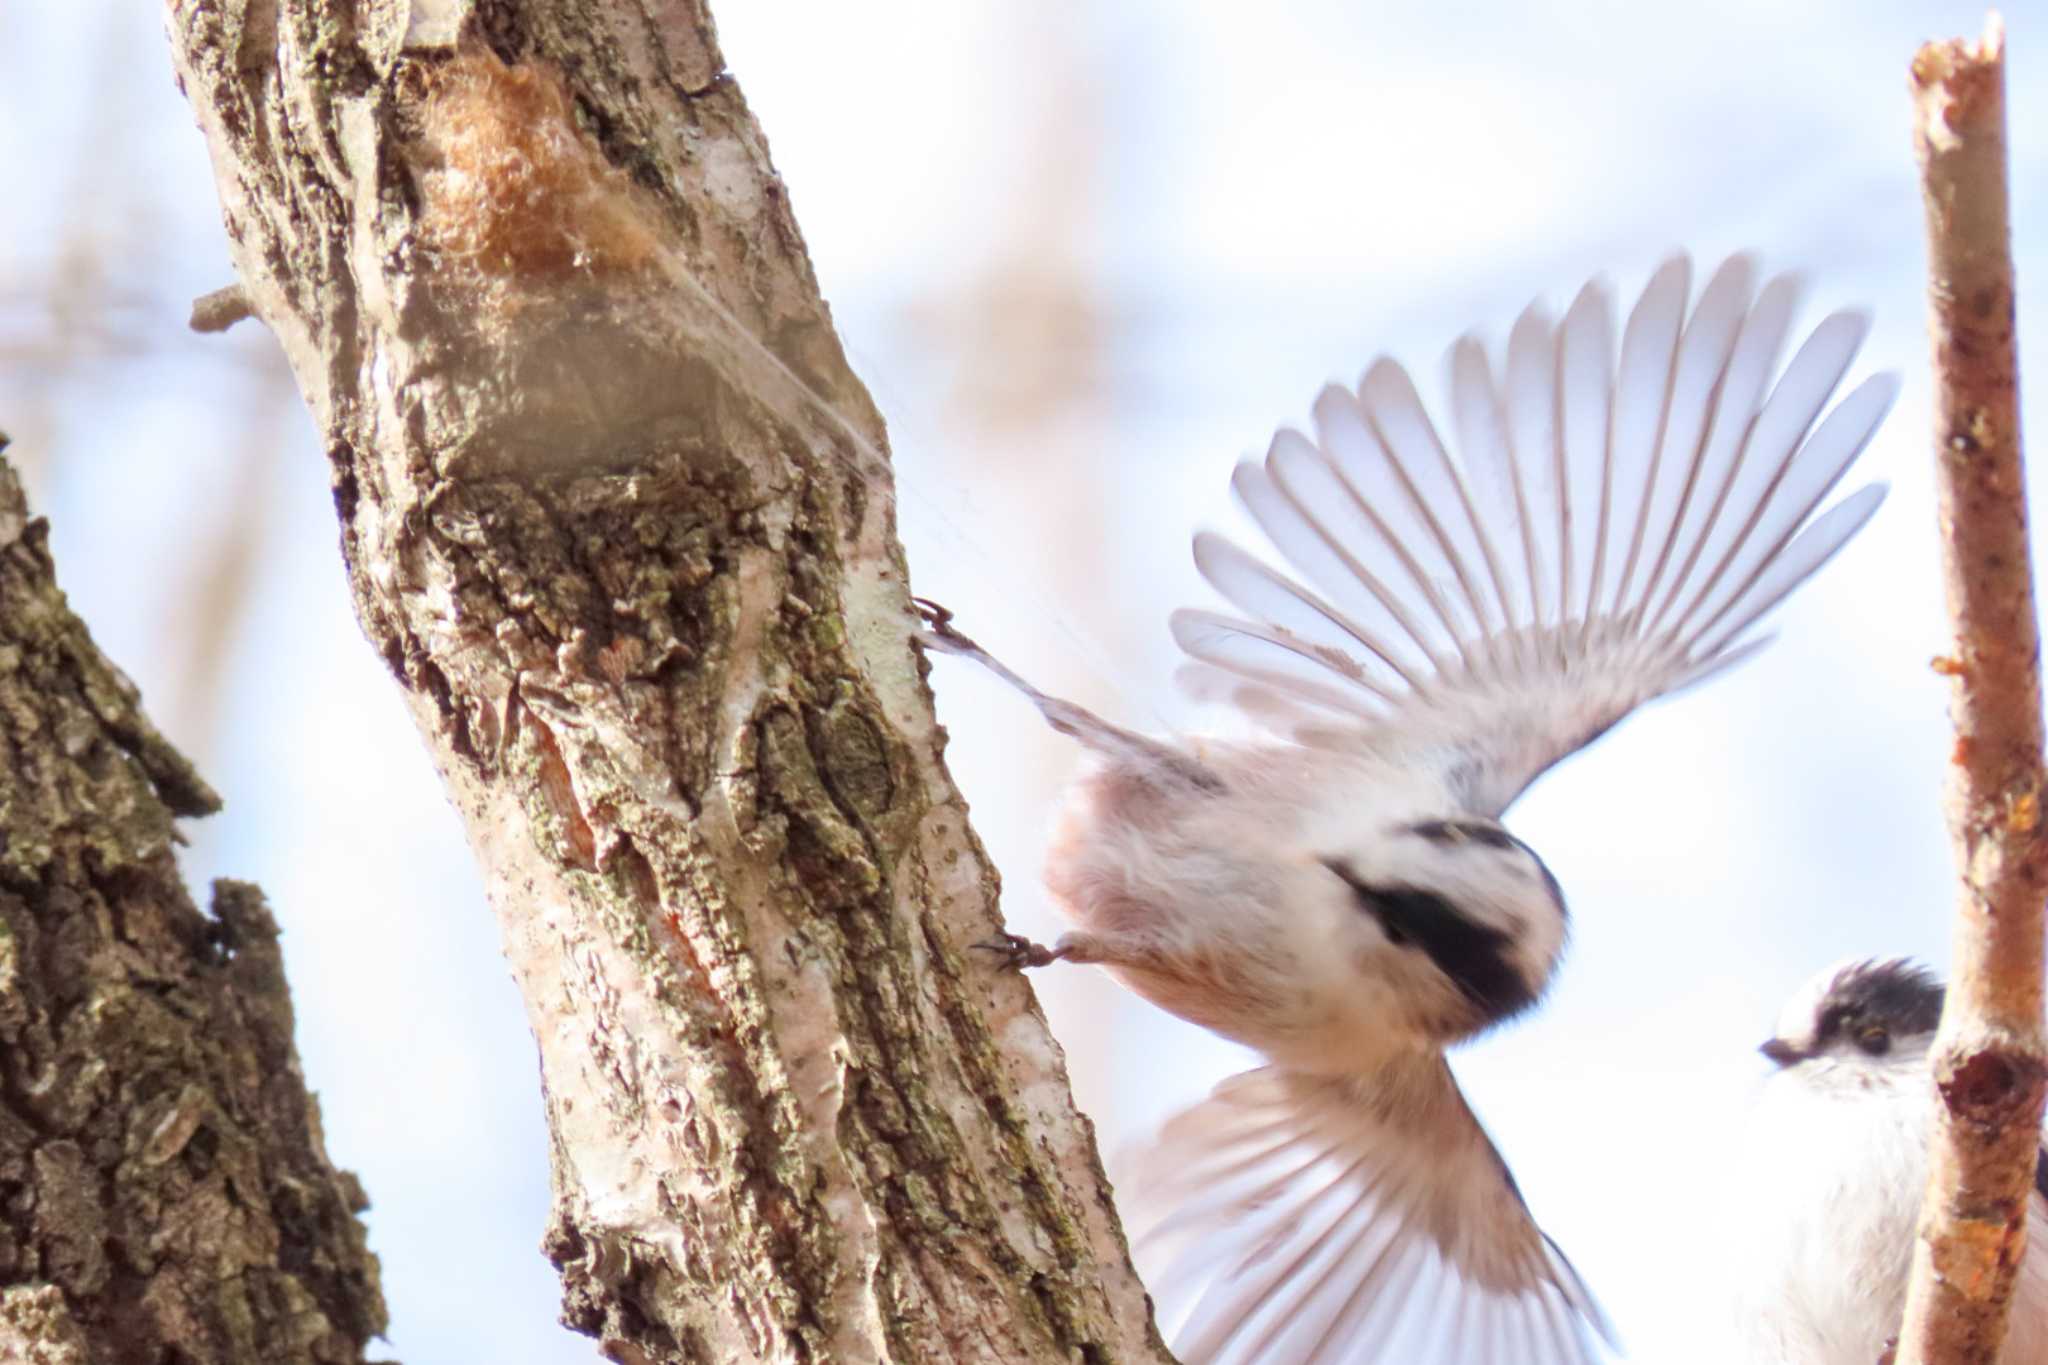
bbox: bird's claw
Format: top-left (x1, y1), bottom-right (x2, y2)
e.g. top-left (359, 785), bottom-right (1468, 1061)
top-left (973, 931), bottom-right (1062, 971)
top-left (912, 597), bottom-right (981, 657)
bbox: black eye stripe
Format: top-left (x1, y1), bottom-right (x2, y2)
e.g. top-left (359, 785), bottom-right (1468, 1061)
top-left (1322, 860), bottom-right (1537, 1023)
top-left (1816, 962), bottom-right (1945, 1039)
top-left (1407, 819), bottom-right (1519, 851)
top-left (1403, 821), bottom-right (1568, 920)
top-left (1816, 1005), bottom-right (1851, 1042)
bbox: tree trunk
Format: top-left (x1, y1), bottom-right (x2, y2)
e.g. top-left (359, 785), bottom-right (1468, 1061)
top-left (0, 447), bottom-right (387, 1363)
top-left (161, 3), bottom-right (1169, 1361)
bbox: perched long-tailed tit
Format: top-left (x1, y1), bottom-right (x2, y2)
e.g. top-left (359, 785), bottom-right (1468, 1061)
top-left (1731, 958), bottom-right (2048, 1364)
top-left (918, 253), bottom-right (1895, 1363)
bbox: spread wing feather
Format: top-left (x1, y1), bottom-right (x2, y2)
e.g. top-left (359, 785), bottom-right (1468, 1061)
top-left (1127, 1066), bottom-right (1611, 1365)
top-left (1176, 253), bottom-right (1891, 814)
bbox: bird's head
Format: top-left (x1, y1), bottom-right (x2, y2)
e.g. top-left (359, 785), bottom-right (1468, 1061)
top-left (1761, 957), bottom-right (1943, 1082)
top-left (1320, 816), bottom-right (1568, 1045)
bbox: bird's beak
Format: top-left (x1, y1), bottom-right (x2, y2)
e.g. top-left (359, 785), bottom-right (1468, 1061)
top-left (1759, 1038), bottom-right (1804, 1067)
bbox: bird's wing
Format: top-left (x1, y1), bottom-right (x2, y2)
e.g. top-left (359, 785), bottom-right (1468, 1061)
top-left (1126, 1063), bottom-right (1611, 1365)
top-left (1174, 254), bottom-right (1893, 815)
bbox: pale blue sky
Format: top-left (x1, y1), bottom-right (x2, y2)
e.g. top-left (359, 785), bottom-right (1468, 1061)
top-left (4, 3), bottom-right (2040, 1361)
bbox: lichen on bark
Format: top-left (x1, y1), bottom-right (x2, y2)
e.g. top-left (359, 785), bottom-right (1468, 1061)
top-left (0, 448), bottom-right (387, 1363)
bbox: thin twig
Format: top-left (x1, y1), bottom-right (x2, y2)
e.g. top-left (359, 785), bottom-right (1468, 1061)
top-left (188, 283), bottom-right (252, 333)
top-left (1897, 13), bottom-right (2048, 1364)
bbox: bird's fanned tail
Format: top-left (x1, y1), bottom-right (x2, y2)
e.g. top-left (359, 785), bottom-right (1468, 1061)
top-left (1125, 1065), bottom-right (1611, 1365)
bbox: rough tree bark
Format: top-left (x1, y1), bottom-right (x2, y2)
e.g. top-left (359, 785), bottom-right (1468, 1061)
top-left (1898, 15), bottom-right (2048, 1365)
top-left (0, 445), bottom-right (387, 1363)
top-left (162, 2), bottom-right (1170, 1361)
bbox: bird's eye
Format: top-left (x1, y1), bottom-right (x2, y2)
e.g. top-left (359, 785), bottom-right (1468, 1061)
top-left (1856, 1026), bottom-right (1891, 1056)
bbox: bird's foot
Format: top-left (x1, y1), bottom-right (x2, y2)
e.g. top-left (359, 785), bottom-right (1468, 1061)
top-left (973, 931), bottom-right (1068, 971)
top-left (911, 597), bottom-right (984, 658)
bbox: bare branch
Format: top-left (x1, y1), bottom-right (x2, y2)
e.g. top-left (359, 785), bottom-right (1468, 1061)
top-left (187, 284), bottom-right (253, 333)
top-left (1897, 14), bottom-right (2048, 1363)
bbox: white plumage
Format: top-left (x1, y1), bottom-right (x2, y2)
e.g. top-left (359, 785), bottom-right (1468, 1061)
top-left (1728, 959), bottom-right (2048, 1364)
top-left (918, 252), bottom-right (1893, 1363)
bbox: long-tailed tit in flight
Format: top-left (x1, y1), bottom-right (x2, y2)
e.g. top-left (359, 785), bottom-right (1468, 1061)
top-left (918, 254), bottom-right (1895, 1363)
